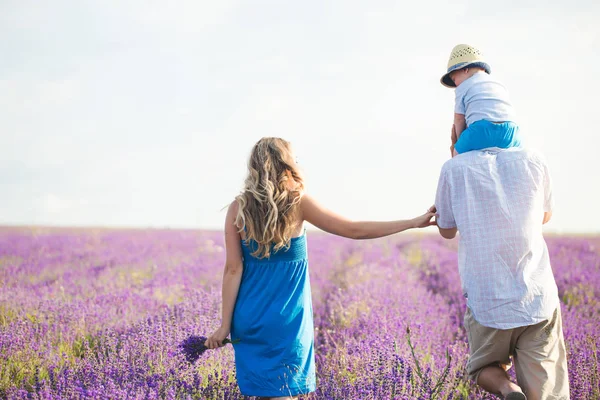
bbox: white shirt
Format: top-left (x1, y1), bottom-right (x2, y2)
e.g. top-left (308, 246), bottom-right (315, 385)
top-left (435, 148), bottom-right (559, 329)
top-left (455, 71), bottom-right (517, 127)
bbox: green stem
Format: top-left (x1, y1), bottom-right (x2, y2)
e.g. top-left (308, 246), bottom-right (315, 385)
top-left (430, 348), bottom-right (452, 399)
top-left (406, 326), bottom-right (424, 381)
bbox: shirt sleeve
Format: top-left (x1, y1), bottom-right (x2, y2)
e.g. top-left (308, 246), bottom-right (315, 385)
top-left (435, 168), bottom-right (456, 229)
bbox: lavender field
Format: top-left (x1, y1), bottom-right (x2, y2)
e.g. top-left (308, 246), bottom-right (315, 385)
top-left (1, 227), bottom-right (598, 399)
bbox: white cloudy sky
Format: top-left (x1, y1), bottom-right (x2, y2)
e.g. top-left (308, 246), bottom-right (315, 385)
top-left (1, 1), bottom-right (599, 233)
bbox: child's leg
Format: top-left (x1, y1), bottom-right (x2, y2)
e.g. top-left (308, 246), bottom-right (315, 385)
top-left (454, 125), bottom-right (479, 154)
top-left (491, 122), bottom-right (521, 149)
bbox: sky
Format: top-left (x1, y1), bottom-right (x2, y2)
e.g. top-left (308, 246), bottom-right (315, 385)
top-left (1, 0), bottom-right (599, 233)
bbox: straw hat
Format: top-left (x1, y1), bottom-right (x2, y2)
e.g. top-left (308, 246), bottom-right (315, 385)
top-left (440, 44), bottom-right (491, 88)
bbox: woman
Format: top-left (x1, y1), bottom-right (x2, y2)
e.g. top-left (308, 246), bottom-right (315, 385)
top-left (206, 137), bottom-right (435, 399)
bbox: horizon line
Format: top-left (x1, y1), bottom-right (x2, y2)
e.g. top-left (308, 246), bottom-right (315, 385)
top-left (0, 224), bottom-right (598, 237)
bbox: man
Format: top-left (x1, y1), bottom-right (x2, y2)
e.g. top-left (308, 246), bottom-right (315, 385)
top-left (433, 128), bottom-right (569, 400)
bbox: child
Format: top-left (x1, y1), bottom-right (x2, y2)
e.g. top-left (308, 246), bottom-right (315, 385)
top-left (440, 44), bottom-right (521, 155)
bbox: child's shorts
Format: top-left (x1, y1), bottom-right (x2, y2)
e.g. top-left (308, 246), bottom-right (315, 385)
top-left (455, 120), bottom-right (521, 154)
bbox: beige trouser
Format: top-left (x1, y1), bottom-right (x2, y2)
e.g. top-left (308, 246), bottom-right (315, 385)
top-left (464, 307), bottom-right (570, 400)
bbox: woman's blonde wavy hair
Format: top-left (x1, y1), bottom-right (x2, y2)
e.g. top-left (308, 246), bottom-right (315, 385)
top-left (235, 137), bottom-right (305, 259)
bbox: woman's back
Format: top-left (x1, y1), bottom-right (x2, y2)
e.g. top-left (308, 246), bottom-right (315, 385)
top-left (231, 230), bottom-right (316, 396)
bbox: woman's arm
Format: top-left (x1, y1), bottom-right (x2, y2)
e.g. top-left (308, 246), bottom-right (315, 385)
top-left (206, 201), bottom-right (244, 349)
top-left (301, 194), bottom-right (435, 240)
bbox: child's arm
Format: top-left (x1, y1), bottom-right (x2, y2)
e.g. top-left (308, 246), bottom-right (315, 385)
top-left (450, 124), bottom-right (459, 157)
top-left (453, 113), bottom-right (466, 137)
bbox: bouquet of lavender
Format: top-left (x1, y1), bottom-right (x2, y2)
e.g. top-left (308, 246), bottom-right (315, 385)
top-left (178, 335), bottom-right (238, 363)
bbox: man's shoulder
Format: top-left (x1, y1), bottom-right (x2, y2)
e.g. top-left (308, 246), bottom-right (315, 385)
top-left (440, 150), bottom-right (485, 172)
top-left (441, 148), bottom-right (547, 175)
top-left (497, 147), bottom-right (548, 167)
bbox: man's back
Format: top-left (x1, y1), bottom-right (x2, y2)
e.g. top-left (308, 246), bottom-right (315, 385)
top-left (435, 148), bottom-right (558, 329)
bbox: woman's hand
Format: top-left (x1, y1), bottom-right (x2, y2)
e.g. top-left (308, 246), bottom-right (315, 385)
top-left (206, 326), bottom-right (231, 349)
top-left (412, 210), bottom-right (437, 228)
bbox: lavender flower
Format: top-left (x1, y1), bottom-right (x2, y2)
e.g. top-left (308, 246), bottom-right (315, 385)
top-left (1, 228), bottom-right (597, 398)
top-left (178, 335), bottom-right (236, 363)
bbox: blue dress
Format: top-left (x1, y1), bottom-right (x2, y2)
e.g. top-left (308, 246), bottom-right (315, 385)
top-left (231, 232), bottom-right (316, 397)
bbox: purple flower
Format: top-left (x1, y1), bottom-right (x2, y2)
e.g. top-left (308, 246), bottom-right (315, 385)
top-left (178, 335), bottom-right (234, 363)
